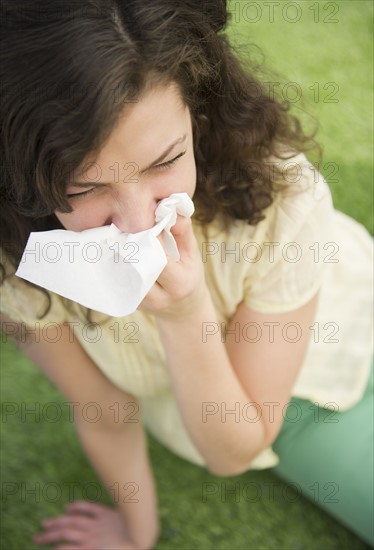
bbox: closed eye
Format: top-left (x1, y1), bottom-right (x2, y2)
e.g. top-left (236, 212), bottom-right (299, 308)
top-left (66, 151), bottom-right (187, 199)
top-left (152, 150), bottom-right (186, 171)
top-left (66, 187), bottom-right (97, 200)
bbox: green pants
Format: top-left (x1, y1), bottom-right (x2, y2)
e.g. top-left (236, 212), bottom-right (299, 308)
top-left (270, 357), bottom-right (374, 547)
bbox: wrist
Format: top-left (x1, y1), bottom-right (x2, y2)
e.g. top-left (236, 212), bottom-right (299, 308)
top-left (156, 284), bottom-right (215, 328)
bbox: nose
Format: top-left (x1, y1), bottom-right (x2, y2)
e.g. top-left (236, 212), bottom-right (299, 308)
top-left (106, 191), bottom-right (160, 234)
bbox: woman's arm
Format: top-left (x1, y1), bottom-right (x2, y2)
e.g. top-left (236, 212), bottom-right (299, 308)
top-left (140, 214), bottom-right (321, 477)
top-left (154, 283), bottom-right (320, 478)
top-left (1, 314), bottom-right (160, 549)
top-left (74, 416), bottom-right (160, 550)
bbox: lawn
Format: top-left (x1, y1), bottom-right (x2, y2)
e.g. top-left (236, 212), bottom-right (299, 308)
top-left (1, 1), bottom-right (373, 549)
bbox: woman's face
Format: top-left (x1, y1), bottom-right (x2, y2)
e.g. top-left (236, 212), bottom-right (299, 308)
top-left (55, 82), bottom-right (196, 233)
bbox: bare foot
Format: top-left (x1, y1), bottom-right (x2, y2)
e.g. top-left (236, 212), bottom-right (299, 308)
top-left (33, 500), bottom-right (141, 550)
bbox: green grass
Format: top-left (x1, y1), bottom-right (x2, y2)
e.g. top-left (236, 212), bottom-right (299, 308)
top-left (1, 341), bottom-right (372, 549)
top-left (1, 1), bottom-right (373, 549)
top-left (229, 0), bottom-right (373, 235)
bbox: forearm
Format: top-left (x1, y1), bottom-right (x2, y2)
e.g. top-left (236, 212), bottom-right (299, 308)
top-left (75, 421), bottom-right (160, 550)
top-left (156, 289), bottom-right (266, 476)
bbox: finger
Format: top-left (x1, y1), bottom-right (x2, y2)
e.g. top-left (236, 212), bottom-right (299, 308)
top-left (41, 514), bottom-right (93, 531)
top-left (33, 527), bottom-right (84, 545)
top-left (64, 501), bottom-right (107, 517)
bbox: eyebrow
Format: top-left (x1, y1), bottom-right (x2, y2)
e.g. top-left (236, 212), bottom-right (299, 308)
top-left (141, 133), bottom-right (187, 172)
top-left (70, 134), bottom-right (187, 188)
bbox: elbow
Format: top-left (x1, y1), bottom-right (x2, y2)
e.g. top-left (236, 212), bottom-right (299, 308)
top-left (205, 440), bottom-right (269, 478)
top-left (206, 452), bottom-right (258, 478)
top-left (207, 461), bottom-right (250, 478)
top-left (203, 421), bottom-right (271, 477)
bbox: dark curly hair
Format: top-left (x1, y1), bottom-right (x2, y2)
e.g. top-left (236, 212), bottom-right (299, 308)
top-left (0, 0), bottom-right (321, 323)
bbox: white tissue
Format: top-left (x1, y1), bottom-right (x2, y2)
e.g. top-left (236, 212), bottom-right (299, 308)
top-left (15, 193), bottom-right (195, 317)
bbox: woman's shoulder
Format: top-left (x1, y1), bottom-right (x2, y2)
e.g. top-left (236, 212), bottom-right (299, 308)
top-left (193, 150), bottom-right (334, 246)
top-left (266, 151), bottom-right (334, 239)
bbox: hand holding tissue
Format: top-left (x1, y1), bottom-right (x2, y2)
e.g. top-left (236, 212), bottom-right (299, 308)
top-left (15, 193), bottom-right (195, 317)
